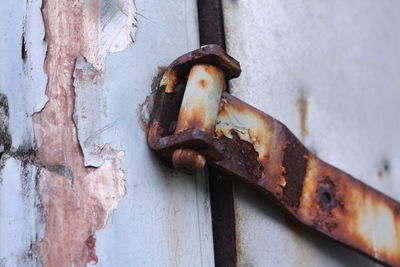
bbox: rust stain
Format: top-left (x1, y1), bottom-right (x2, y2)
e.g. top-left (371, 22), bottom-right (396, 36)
top-left (171, 148), bottom-right (206, 174)
top-left (198, 78), bottom-right (209, 88)
top-left (147, 45), bottom-right (400, 266)
top-left (299, 156), bottom-right (400, 265)
top-left (33, 0), bottom-right (125, 265)
top-left (86, 235), bottom-right (98, 265)
top-left (214, 93), bottom-right (400, 266)
top-left (175, 64), bottom-right (225, 134)
top-left (378, 160), bottom-right (390, 180)
top-left (297, 94), bottom-right (309, 141)
top-left (159, 44), bottom-right (240, 94)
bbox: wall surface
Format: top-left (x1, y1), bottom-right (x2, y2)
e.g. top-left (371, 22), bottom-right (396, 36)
top-left (0, 0), bottom-right (214, 266)
top-left (222, 1), bottom-right (400, 266)
top-left (1, 0), bottom-right (400, 266)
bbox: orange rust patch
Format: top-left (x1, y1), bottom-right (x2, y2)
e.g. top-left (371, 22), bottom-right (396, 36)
top-left (297, 94), bottom-right (309, 141)
top-left (213, 92), bottom-right (400, 266)
top-left (203, 64), bottom-right (221, 76)
top-left (198, 78), bottom-right (209, 88)
top-left (299, 155), bottom-right (400, 265)
top-left (161, 69), bottom-right (178, 93)
top-left (172, 148), bottom-right (206, 174)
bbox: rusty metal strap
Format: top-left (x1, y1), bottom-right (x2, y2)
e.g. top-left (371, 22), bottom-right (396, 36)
top-left (213, 93), bottom-right (400, 266)
top-left (147, 45), bottom-right (400, 266)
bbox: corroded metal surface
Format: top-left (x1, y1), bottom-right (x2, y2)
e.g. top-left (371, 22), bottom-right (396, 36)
top-left (175, 64), bottom-right (226, 134)
top-left (197, 0), bottom-right (226, 49)
top-left (172, 148), bottom-right (206, 174)
top-left (148, 45), bottom-right (400, 266)
top-left (172, 64), bottom-right (226, 174)
top-left (160, 44), bottom-right (240, 94)
top-left (196, 1), bottom-right (237, 265)
top-left (214, 93), bottom-right (400, 266)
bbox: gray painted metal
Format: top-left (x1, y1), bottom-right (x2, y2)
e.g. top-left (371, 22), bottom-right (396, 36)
top-left (223, 1), bottom-right (400, 266)
top-left (93, 1), bottom-right (214, 265)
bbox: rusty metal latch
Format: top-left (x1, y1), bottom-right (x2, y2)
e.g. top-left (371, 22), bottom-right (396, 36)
top-left (147, 45), bottom-right (400, 266)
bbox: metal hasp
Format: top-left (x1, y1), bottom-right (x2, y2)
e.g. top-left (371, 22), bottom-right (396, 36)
top-left (147, 44), bottom-right (400, 266)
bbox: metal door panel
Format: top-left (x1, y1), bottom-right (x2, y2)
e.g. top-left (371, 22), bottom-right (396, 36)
top-left (223, 1), bottom-right (400, 266)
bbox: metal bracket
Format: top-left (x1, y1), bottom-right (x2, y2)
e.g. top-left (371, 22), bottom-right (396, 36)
top-left (147, 44), bottom-right (400, 266)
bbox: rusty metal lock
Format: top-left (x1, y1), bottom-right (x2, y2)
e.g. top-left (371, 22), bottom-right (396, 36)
top-left (147, 44), bottom-right (400, 266)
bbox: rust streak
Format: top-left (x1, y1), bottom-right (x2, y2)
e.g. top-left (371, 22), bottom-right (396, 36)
top-left (86, 235), bottom-right (98, 265)
top-left (198, 78), bottom-right (209, 88)
top-left (297, 94), bottom-right (309, 141)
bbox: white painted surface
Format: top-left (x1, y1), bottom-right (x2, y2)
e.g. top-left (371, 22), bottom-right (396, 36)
top-left (0, 0), bottom-right (47, 266)
top-left (223, 1), bottom-right (400, 266)
top-left (0, 0), bottom-right (47, 149)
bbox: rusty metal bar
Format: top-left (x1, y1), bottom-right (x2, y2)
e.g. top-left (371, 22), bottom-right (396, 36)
top-left (196, 1), bottom-right (237, 265)
top-left (147, 45), bottom-right (400, 266)
top-left (213, 92), bottom-right (400, 266)
top-left (197, 0), bottom-right (226, 49)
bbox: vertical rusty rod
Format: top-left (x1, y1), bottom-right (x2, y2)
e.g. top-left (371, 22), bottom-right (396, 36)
top-left (197, 0), bottom-right (226, 49)
top-left (197, 0), bottom-right (237, 266)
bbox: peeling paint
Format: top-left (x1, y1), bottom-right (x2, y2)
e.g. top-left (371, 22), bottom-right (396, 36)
top-left (23, 0), bottom-right (49, 115)
top-left (32, 0), bottom-right (131, 265)
top-left (73, 56), bottom-right (107, 167)
top-left (2, 0), bottom-right (215, 265)
top-left (100, 0), bottom-right (137, 57)
top-left (38, 144), bottom-right (125, 266)
top-left (136, 67), bottom-right (167, 133)
top-left (73, 0), bottom-right (137, 166)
